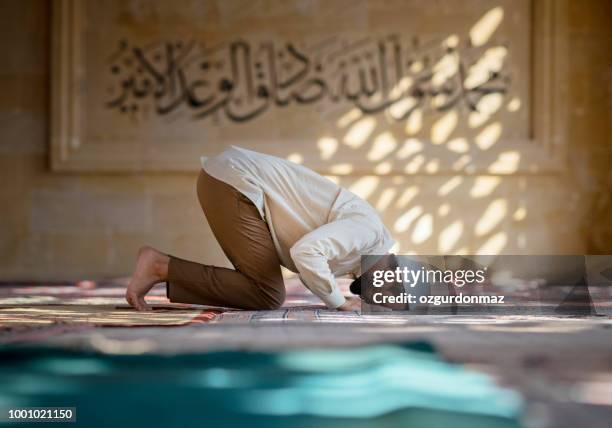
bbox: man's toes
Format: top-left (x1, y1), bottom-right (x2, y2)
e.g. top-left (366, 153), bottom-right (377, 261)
top-left (136, 296), bottom-right (151, 311)
top-left (125, 291), bottom-right (136, 308)
top-left (126, 291), bottom-right (149, 311)
top-left (126, 291), bottom-right (151, 311)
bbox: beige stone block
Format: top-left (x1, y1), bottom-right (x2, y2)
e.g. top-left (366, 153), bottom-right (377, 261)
top-left (104, 231), bottom-right (152, 276)
top-left (143, 175), bottom-right (199, 196)
top-left (569, 115), bottom-right (609, 148)
top-left (8, 231), bottom-right (111, 281)
top-left (0, 153), bottom-right (30, 194)
top-left (0, 195), bottom-right (27, 267)
top-left (0, 0), bottom-right (48, 74)
top-left (568, 0), bottom-right (612, 35)
top-left (0, 75), bottom-right (47, 114)
top-left (70, 175), bottom-right (149, 195)
top-left (29, 189), bottom-right (153, 234)
top-left (0, 112), bottom-right (46, 154)
top-left (151, 193), bottom-right (203, 231)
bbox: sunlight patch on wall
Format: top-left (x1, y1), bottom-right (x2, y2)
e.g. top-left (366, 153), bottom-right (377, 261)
top-left (465, 46), bottom-right (507, 89)
top-left (412, 214), bottom-right (433, 244)
top-left (438, 203), bottom-right (450, 217)
top-left (469, 93), bottom-right (503, 128)
top-left (478, 93), bottom-right (504, 115)
top-left (287, 153), bottom-right (303, 164)
top-left (425, 159), bottom-right (440, 173)
top-left (376, 188), bottom-right (397, 211)
top-left (330, 163), bottom-right (353, 174)
top-left (375, 161), bottom-right (392, 174)
top-left (397, 138), bottom-right (424, 159)
top-left (389, 97), bottom-right (418, 119)
top-left (389, 76), bottom-right (414, 98)
top-left (343, 117), bottom-right (376, 148)
top-left (513, 205), bottom-right (527, 221)
top-left (444, 34), bottom-right (459, 49)
top-left (438, 220), bottom-right (463, 252)
top-left (476, 231), bottom-right (507, 254)
top-left (404, 154), bottom-right (425, 173)
top-left (447, 137), bottom-right (469, 154)
top-left (488, 151), bottom-right (520, 173)
top-left (470, 176), bottom-right (501, 198)
top-left (475, 198), bottom-right (507, 236)
top-left (475, 122), bottom-right (502, 150)
top-left (367, 132), bottom-right (397, 161)
top-left (507, 97), bottom-right (521, 112)
top-left (432, 52), bottom-right (458, 87)
top-left (452, 155), bottom-right (472, 171)
top-left (394, 206), bottom-right (423, 233)
top-left (336, 108), bottom-right (362, 128)
top-left (432, 94), bottom-right (449, 110)
top-left (469, 111), bottom-right (489, 129)
top-left (438, 176), bottom-right (463, 197)
top-left (410, 60), bottom-right (424, 73)
top-left (404, 108), bottom-right (423, 135)
top-left (469, 6), bottom-right (504, 47)
top-left (396, 186), bottom-right (419, 208)
top-left (317, 137), bottom-right (338, 160)
top-left (431, 110), bottom-right (458, 144)
top-left (348, 176), bottom-right (379, 200)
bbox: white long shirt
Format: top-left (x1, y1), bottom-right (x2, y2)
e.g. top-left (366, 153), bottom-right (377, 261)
top-left (201, 146), bottom-right (395, 308)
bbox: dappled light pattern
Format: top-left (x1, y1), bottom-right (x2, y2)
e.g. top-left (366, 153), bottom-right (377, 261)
top-left (286, 153), bottom-right (304, 164)
top-left (470, 7), bottom-right (505, 47)
top-left (282, 5), bottom-right (530, 255)
top-left (343, 117), bottom-right (376, 148)
top-left (0, 283), bottom-right (218, 330)
top-left (0, 278), bottom-right (394, 342)
top-left (431, 111), bottom-right (458, 145)
top-left (0, 305), bottom-right (216, 328)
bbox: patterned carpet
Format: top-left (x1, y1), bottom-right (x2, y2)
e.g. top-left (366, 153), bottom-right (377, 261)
top-left (2, 277), bottom-right (612, 345)
top-left (0, 277), bottom-right (358, 343)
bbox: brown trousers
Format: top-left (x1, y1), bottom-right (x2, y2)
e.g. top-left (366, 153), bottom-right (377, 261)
top-left (166, 170), bottom-right (286, 310)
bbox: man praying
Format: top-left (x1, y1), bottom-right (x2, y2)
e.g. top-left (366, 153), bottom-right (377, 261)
top-left (126, 146), bottom-right (396, 312)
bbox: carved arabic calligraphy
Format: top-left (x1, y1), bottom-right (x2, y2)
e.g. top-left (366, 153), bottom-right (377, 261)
top-left (105, 35), bottom-right (510, 123)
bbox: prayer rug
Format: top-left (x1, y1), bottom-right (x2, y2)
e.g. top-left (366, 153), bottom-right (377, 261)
top-left (0, 304), bottom-right (220, 329)
top-left (0, 281), bottom-right (219, 337)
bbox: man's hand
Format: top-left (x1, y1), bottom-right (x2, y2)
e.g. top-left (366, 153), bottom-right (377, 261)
top-left (337, 296), bottom-right (362, 312)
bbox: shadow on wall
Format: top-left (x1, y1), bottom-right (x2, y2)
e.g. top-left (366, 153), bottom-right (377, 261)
top-left (101, 3), bottom-right (578, 257)
top-left (281, 7), bottom-right (530, 255)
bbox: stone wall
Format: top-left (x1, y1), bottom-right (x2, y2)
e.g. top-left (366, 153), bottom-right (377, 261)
top-left (0, 0), bottom-right (610, 281)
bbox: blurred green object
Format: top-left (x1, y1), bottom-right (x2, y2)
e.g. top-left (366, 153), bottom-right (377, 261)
top-left (0, 342), bottom-right (522, 428)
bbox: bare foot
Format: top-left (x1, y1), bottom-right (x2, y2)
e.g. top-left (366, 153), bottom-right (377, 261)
top-left (126, 246), bottom-right (169, 311)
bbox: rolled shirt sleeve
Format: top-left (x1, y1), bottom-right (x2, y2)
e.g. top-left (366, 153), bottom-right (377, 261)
top-left (290, 240), bottom-right (347, 309)
top-left (289, 217), bottom-right (379, 309)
